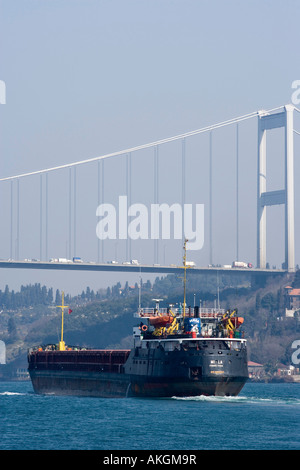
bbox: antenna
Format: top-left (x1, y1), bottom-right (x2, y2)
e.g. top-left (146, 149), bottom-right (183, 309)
top-left (138, 276), bottom-right (142, 311)
top-left (183, 238), bottom-right (188, 320)
top-left (217, 270), bottom-right (220, 310)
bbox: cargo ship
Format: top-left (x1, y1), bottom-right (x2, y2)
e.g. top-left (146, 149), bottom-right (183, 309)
top-left (28, 241), bottom-right (248, 397)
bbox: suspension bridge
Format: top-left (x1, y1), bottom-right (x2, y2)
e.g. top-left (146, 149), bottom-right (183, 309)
top-left (0, 103), bottom-right (300, 281)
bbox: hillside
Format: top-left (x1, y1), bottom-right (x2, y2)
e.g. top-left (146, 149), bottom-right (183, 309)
top-left (0, 270), bottom-right (300, 379)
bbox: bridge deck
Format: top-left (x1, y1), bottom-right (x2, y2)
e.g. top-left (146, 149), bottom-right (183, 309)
top-left (0, 260), bottom-right (287, 275)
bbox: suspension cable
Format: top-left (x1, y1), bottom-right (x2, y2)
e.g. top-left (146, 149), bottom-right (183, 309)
top-left (0, 105), bottom-right (287, 182)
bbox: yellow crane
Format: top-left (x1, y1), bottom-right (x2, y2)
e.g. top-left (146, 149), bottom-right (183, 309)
top-left (221, 309), bottom-right (244, 336)
top-left (57, 291), bottom-right (70, 351)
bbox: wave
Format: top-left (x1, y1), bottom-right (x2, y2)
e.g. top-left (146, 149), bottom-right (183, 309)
top-left (0, 391), bottom-right (27, 396)
top-left (171, 394), bottom-right (300, 406)
top-left (172, 394), bottom-right (247, 402)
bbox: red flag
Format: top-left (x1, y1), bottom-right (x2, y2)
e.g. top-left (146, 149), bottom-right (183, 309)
top-left (68, 309), bottom-right (72, 314)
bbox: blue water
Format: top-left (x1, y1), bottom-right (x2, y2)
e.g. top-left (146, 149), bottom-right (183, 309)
top-left (0, 381), bottom-right (299, 450)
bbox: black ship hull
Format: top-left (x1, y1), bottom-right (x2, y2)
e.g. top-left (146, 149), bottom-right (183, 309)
top-left (28, 338), bottom-right (248, 398)
top-left (29, 370), bottom-right (247, 398)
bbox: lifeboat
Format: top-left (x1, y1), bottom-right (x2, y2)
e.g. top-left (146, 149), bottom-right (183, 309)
top-left (148, 315), bottom-right (173, 328)
top-left (222, 317), bottom-right (244, 329)
top-left (231, 317), bottom-right (244, 328)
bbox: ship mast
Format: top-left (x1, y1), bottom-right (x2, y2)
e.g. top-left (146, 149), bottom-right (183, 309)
top-left (57, 291), bottom-right (69, 351)
top-left (183, 238), bottom-right (188, 320)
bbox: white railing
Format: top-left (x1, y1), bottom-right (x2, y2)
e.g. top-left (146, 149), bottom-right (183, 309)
top-left (136, 307), bottom-right (226, 318)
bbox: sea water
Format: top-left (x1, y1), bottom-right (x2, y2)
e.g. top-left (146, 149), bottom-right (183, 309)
top-left (0, 381), bottom-right (299, 450)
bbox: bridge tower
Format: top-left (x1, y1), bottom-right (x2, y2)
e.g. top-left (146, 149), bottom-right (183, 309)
top-left (257, 104), bottom-right (295, 272)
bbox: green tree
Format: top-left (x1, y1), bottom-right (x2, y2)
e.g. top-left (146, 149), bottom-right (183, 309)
top-left (255, 292), bottom-right (261, 310)
top-left (55, 289), bottom-right (61, 305)
top-left (8, 317), bottom-right (17, 341)
top-left (293, 270), bottom-right (300, 288)
top-left (47, 287), bottom-right (53, 304)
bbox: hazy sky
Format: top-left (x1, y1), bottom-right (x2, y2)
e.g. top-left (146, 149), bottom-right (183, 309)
top-left (0, 0), bottom-right (300, 295)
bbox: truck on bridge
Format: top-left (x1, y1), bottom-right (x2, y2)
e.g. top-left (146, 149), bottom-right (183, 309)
top-left (186, 261), bottom-right (196, 267)
top-left (232, 261), bottom-right (253, 268)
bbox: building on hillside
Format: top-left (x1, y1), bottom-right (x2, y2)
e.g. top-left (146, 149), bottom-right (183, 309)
top-left (284, 286), bottom-right (300, 317)
top-left (16, 368), bottom-right (29, 380)
top-left (276, 364), bottom-right (299, 378)
top-left (248, 361), bottom-right (264, 379)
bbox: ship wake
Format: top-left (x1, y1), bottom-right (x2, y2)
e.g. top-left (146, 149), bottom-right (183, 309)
top-left (171, 394), bottom-right (300, 406)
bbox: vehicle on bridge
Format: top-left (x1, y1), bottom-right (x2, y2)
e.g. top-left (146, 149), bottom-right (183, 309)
top-left (232, 261), bottom-right (253, 268)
